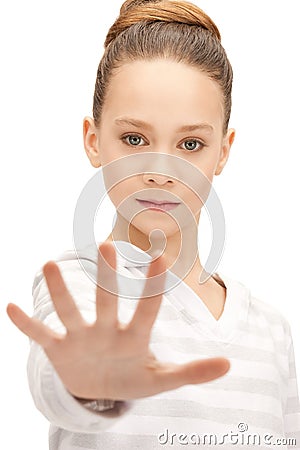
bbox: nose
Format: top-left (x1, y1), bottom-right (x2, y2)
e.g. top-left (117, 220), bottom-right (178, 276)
top-left (140, 151), bottom-right (178, 186)
top-left (142, 171), bottom-right (174, 185)
top-left (143, 152), bottom-right (174, 186)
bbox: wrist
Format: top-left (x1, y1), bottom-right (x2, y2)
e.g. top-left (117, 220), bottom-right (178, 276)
top-left (73, 396), bottom-right (116, 412)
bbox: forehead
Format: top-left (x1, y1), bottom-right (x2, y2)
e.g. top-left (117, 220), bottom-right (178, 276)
top-left (102, 59), bottom-right (224, 128)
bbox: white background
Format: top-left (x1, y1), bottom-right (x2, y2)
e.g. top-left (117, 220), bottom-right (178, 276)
top-left (0, 1), bottom-right (299, 448)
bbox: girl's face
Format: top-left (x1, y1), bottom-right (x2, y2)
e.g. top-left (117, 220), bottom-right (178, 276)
top-left (84, 59), bottom-right (235, 240)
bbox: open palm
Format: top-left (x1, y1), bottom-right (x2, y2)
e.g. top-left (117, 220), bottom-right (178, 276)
top-left (7, 242), bottom-right (230, 401)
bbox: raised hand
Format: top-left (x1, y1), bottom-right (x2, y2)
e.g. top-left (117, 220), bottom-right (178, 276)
top-left (7, 242), bottom-right (230, 401)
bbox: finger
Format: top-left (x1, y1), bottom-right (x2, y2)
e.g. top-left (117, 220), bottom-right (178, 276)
top-left (42, 261), bottom-right (85, 332)
top-left (156, 357), bottom-right (230, 392)
top-left (6, 303), bottom-right (61, 349)
top-left (128, 252), bottom-right (166, 338)
top-left (95, 242), bottom-right (119, 328)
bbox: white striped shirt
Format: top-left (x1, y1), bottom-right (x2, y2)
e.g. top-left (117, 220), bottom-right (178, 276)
top-left (28, 241), bottom-right (300, 449)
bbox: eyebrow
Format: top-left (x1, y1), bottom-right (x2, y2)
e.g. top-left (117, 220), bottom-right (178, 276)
top-left (114, 117), bottom-right (214, 134)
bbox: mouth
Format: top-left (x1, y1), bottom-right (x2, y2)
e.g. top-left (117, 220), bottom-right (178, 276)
top-left (136, 199), bottom-right (180, 211)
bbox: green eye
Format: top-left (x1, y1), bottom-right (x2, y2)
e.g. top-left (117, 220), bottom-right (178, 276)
top-left (123, 134), bottom-right (145, 146)
top-left (181, 139), bottom-right (205, 152)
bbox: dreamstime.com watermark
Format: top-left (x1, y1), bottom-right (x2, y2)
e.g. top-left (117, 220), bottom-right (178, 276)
top-left (157, 423), bottom-right (297, 446)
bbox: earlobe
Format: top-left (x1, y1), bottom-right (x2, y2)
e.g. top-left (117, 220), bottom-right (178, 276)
top-left (83, 116), bottom-right (102, 168)
top-left (215, 128), bottom-right (235, 176)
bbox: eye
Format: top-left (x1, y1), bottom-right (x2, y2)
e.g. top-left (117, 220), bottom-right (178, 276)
top-left (179, 139), bottom-right (206, 152)
top-left (122, 134), bottom-right (147, 146)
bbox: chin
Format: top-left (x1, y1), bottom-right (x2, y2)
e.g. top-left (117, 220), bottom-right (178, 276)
top-left (132, 217), bottom-right (180, 240)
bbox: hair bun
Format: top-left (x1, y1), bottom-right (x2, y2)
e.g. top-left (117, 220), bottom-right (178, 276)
top-left (105, 0), bottom-right (221, 48)
top-left (120, 0), bottom-right (163, 15)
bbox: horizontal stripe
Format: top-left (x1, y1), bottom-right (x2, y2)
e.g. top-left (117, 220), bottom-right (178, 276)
top-left (70, 432), bottom-right (157, 450)
top-left (49, 429), bottom-right (68, 450)
top-left (284, 430), bottom-right (300, 445)
top-left (203, 375), bottom-right (281, 399)
top-left (146, 380), bottom-right (282, 413)
top-left (71, 432), bottom-right (97, 449)
top-left (128, 398), bottom-right (283, 433)
top-left (285, 396), bottom-right (300, 414)
top-left (150, 333), bottom-right (289, 368)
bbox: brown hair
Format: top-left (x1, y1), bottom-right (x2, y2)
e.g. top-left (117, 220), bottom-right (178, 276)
top-left (93, 0), bottom-right (233, 136)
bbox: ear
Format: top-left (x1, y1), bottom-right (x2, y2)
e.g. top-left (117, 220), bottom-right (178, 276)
top-left (215, 128), bottom-right (235, 176)
top-left (83, 116), bottom-right (102, 168)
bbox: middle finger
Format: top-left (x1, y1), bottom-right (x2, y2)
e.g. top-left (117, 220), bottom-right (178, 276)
top-left (128, 252), bottom-right (166, 339)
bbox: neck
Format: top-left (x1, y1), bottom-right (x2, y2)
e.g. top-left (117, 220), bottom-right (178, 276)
top-left (105, 212), bottom-right (207, 283)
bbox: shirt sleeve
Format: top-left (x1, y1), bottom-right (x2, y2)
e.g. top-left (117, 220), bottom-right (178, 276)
top-left (283, 326), bottom-right (300, 448)
top-left (27, 254), bottom-right (133, 434)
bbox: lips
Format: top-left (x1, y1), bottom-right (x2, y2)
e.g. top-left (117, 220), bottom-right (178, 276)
top-left (136, 199), bottom-right (180, 211)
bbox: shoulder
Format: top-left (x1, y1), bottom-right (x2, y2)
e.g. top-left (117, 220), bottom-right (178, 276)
top-left (237, 275), bottom-right (292, 346)
top-left (32, 241), bottom-right (137, 295)
top-left (249, 292), bottom-right (290, 329)
top-left (220, 271), bottom-right (292, 344)
top-left (249, 293), bottom-right (292, 340)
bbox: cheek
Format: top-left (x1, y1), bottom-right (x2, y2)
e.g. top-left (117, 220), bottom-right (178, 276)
top-left (108, 182), bottom-right (129, 208)
top-left (106, 177), bottom-right (139, 209)
top-left (183, 162), bottom-right (215, 210)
